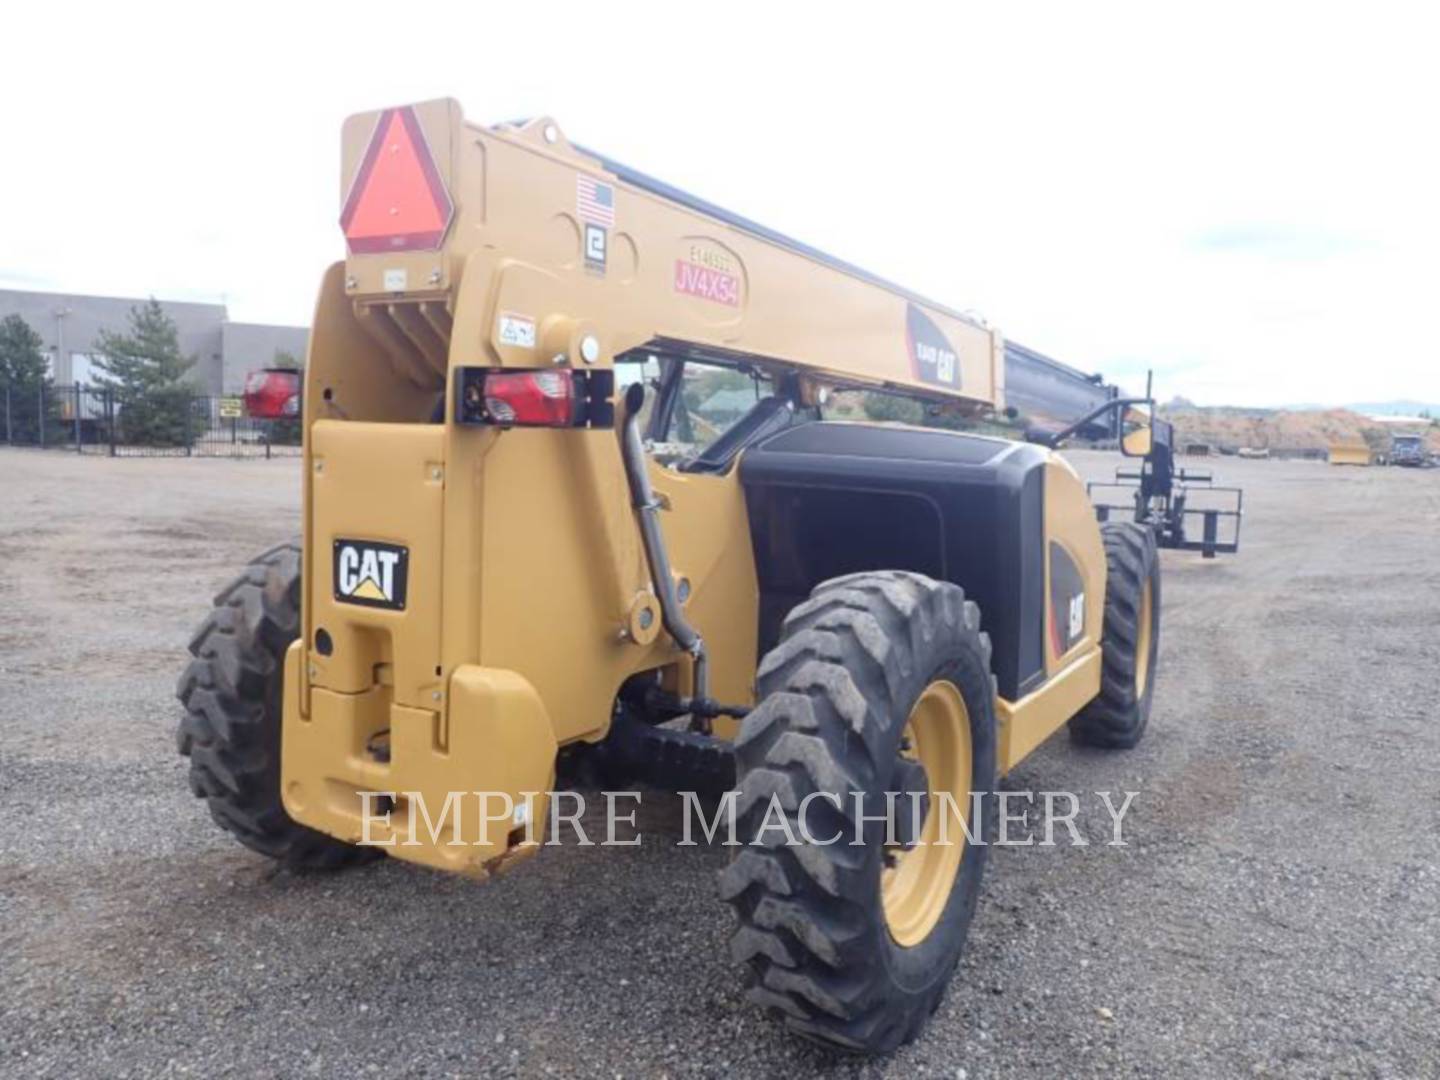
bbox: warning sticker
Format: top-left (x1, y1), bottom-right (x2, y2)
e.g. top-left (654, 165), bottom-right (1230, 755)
top-left (340, 106), bottom-right (454, 254)
top-left (497, 312), bottom-right (537, 349)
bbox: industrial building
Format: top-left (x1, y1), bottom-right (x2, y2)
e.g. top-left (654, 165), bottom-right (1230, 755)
top-left (0, 288), bottom-right (307, 395)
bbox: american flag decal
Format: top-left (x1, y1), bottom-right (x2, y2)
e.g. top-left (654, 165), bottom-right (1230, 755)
top-left (576, 175), bottom-right (615, 227)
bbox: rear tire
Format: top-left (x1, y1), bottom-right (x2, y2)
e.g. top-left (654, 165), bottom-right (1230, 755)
top-left (176, 541), bottom-right (377, 869)
top-left (720, 571), bottom-right (998, 1053)
top-left (1069, 522), bottom-right (1161, 749)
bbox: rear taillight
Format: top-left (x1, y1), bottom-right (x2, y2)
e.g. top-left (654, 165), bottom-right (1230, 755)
top-left (456, 368), bottom-right (614, 429)
top-left (243, 368), bottom-right (302, 419)
top-left (485, 370), bottom-right (575, 426)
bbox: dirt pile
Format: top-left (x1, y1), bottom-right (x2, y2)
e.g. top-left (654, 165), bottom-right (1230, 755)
top-left (1161, 404), bottom-right (1438, 454)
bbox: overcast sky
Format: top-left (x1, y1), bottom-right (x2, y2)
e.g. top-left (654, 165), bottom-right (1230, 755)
top-left (2, 2), bottom-right (1435, 406)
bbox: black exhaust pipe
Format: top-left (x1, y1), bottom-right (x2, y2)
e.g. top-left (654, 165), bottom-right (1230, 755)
top-left (618, 383), bottom-right (745, 726)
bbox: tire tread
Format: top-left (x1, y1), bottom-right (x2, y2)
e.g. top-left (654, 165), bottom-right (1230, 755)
top-left (1070, 522), bottom-right (1160, 748)
top-left (176, 540), bottom-right (376, 870)
top-left (721, 570), bottom-right (994, 1052)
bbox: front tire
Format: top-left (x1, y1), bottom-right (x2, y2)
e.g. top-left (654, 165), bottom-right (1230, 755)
top-left (176, 541), bottom-right (377, 869)
top-left (1069, 522), bottom-right (1161, 748)
top-left (720, 571), bottom-right (998, 1053)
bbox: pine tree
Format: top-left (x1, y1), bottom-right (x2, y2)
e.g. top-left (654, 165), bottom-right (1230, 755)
top-left (0, 313), bottom-right (48, 386)
top-left (94, 299), bottom-right (197, 447)
top-left (0, 313), bottom-right (60, 443)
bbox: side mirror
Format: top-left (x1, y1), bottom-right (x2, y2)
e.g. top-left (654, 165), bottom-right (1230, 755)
top-left (1120, 403), bottom-right (1154, 458)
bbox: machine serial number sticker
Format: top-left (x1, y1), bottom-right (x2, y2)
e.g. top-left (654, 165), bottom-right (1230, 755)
top-left (497, 312), bottom-right (537, 349)
top-left (334, 539), bottom-right (409, 611)
top-left (674, 258), bottom-right (740, 306)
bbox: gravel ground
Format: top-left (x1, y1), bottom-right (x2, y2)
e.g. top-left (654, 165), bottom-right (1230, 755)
top-left (2, 447), bottom-right (1438, 1078)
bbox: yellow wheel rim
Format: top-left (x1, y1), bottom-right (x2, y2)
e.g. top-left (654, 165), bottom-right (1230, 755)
top-left (1135, 577), bottom-right (1154, 697)
top-left (881, 680), bottom-right (971, 948)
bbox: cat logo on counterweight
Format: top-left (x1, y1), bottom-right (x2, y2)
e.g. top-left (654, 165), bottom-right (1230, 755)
top-left (333, 539), bottom-right (408, 610)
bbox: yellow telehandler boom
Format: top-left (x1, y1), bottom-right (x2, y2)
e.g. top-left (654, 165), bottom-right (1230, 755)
top-left (333, 99), bottom-right (1004, 414)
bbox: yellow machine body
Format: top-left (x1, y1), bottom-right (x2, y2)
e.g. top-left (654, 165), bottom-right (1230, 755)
top-left (279, 100), bottom-right (1108, 875)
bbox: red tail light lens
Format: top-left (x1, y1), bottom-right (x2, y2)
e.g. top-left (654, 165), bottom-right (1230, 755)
top-left (243, 369), bottom-right (302, 419)
top-left (455, 367), bottom-right (614, 429)
top-left (478, 370), bottom-right (576, 427)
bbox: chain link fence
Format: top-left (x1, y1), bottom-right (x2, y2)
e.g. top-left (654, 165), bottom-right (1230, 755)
top-left (1, 382), bottom-right (301, 458)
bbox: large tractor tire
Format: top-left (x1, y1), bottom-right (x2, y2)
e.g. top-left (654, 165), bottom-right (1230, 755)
top-left (720, 571), bottom-right (998, 1053)
top-left (176, 541), bottom-right (377, 870)
top-left (1069, 521), bottom-right (1161, 749)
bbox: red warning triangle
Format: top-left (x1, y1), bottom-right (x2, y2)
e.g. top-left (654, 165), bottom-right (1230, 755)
top-left (340, 106), bottom-right (454, 254)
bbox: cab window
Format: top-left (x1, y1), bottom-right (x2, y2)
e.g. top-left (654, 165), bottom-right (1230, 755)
top-left (615, 354), bottom-right (771, 467)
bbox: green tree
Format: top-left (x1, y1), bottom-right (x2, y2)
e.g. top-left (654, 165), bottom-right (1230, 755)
top-left (862, 392), bottom-right (924, 425)
top-left (0, 313), bottom-right (48, 386)
top-left (0, 314), bottom-right (61, 444)
top-left (94, 299), bottom-right (197, 447)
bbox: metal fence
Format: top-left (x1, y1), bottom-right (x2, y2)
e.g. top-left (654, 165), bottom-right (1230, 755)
top-left (1, 383), bottom-right (301, 458)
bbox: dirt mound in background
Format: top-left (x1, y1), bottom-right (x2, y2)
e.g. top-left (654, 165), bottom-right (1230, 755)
top-left (1162, 405), bottom-right (1438, 454)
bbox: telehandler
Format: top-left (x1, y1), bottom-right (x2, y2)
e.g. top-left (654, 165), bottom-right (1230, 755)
top-left (178, 99), bottom-right (1163, 1053)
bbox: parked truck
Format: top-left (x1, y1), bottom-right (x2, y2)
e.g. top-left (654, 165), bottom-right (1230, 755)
top-left (1390, 432), bottom-right (1430, 467)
